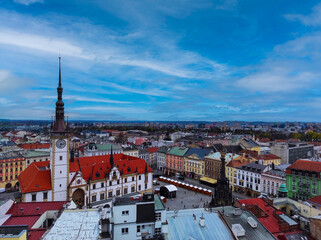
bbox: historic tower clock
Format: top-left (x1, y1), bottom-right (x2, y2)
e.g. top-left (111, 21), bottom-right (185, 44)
top-left (50, 57), bottom-right (70, 201)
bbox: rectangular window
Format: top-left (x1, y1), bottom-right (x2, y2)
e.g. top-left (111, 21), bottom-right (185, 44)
top-left (100, 193), bottom-right (104, 200)
top-left (124, 188), bottom-right (128, 194)
top-left (108, 191), bottom-right (113, 198)
top-left (292, 185), bottom-right (296, 191)
top-left (131, 186), bottom-right (135, 192)
top-left (43, 192), bottom-right (48, 200)
top-left (155, 228), bottom-right (161, 235)
top-left (137, 225), bottom-right (141, 233)
top-left (101, 182), bottom-right (104, 188)
top-left (132, 177), bottom-right (135, 181)
top-left (92, 184), bottom-right (96, 189)
top-left (109, 181), bottom-right (112, 186)
top-left (145, 183), bottom-right (147, 189)
top-left (125, 178), bottom-right (127, 183)
top-left (32, 194), bottom-right (36, 201)
top-left (312, 189), bottom-right (317, 194)
top-left (138, 185), bottom-right (141, 191)
top-left (292, 177), bottom-right (296, 183)
top-left (60, 156), bottom-right (63, 160)
top-left (122, 210), bottom-right (129, 215)
top-left (121, 228), bottom-right (128, 234)
top-left (139, 175), bottom-right (141, 180)
top-left (116, 189), bottom-right (120, 196)
top-left (92, 195), bottom-right (96, 202)
top-left (155, 212), bottom-right (161, 221)
top-left (117, 180), bottom-right (120, 184)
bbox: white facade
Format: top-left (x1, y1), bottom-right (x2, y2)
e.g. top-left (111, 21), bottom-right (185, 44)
top-left (156, 152), bottom-right (166, 171)
top-left (50, 137), bottom-right (69, 201)
top-left (235, 164), bottom-right (271, 194)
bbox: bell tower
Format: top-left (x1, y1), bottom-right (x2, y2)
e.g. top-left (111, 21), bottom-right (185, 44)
top-left (50, 57), bottom-right (70, 201)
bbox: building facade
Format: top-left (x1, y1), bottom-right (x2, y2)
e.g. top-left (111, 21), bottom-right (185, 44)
top-left (271, 142), bottom-right (314, 164)
top-left (205, 152), bottom-right (238, 180)
top-left (235, 162), bottom-right (271, 198)
top-left (0, 153), bottom-right (25, 191)
top-left (286, 160), bottom-right (321, 201)
top-left (23, 150), bottom-right (50, 168)
top-left (165, 147), bottom-right (188, 176)
top-left (84, 143), bottom-right (123, 156)
top-left (261, 169), bottom-right (286, 197)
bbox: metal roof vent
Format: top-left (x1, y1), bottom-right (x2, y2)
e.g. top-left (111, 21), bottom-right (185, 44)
top-left (199, 214), bottom-right (205, 227)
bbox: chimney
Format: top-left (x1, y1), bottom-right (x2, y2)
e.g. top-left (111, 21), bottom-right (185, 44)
top-left (199, 213), bottom-right (205, 227)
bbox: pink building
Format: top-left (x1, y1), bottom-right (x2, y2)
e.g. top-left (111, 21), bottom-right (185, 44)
top-left (165, 147), bottom-right (189, 176)
top-left (261, 169), bottom-right (286, 197)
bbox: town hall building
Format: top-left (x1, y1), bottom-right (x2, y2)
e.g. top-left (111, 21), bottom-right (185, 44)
top-left (18, 58), bottom-right (153, 207)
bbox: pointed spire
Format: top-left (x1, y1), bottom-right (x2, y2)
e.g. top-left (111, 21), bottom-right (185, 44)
top-left (110, 145), bottom-right (114, 168)
top-left (52, 56), bottom-right (67, 133)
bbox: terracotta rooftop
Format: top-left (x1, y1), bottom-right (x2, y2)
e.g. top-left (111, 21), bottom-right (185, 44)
top-left (18, 161), bottom-right (52, 194)
top-left (19, 143), bottom-right (50, 150)
top-left (70, 153), bottom-right (153, 181)
top-left (253, 154), bottom-right (281, 161)
top-left (286, 159), bottom-right (321, 173)
top-left (147, 147), bottom-right (159, 154)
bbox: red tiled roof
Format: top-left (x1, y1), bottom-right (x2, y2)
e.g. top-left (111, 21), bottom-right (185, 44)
top-left (19, 143), bottom-right (50, 150)
top-left (308, 142), bottom-right (321, 146)
top-left (29, 229), bottom-right (47, 240)
top-left (275, 139), bottom-right (287, 142)
top-left (307, 195), bottom-right (321, 206)
top-left (3, 216), bottom-right (39, 227)
top-left (6, 201), bottom-right (67, 216)
top-left (19, 161), bottom-right (52, 193)
top-left (286, 160), bottom-right (321, 173)
top-left (4, 201), bottom-right (67, 228)
top-left (147, 147), bottom-right (159, 154)
top-left (237, 198), bottom-right (283, 234)
top-left (70, 154), bottom-right (153, 181)
top-left (253, 154), bottom-right (280, 161)
top-left (226, 160), bottom-right (248, 168)
top-left (135, 138), bottom-right (148, 146)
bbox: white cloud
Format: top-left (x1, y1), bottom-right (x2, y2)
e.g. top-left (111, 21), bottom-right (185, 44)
top-left (13, 0), bottom-right (43, 6)
top-left (284, 3), bottom-right (321, 26)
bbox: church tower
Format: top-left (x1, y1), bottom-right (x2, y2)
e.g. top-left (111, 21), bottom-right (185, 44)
top-left (50, 57), bottom-right (70, 201)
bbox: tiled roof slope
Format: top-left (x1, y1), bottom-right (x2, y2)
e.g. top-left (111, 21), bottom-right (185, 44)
top-left (70, 154), bottom-right (153, 181)
top-left (286, 159), bottom-right (321, 173)
top-left (19, 161), bottom-right (52, 193)
top-left (167, 147), bottom-right (189, 156)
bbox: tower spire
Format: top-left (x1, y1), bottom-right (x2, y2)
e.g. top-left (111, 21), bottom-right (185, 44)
top-left (52, 56), bottom-right (66, 133)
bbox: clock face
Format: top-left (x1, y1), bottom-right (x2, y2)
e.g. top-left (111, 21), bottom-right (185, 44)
top-left (56, 139), bottom-right (66, 149)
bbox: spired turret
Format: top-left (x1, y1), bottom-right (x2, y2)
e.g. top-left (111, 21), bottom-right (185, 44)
top-left (209, 151), bottom-right (233, 207)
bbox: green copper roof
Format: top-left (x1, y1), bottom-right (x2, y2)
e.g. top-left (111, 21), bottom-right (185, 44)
top-left (24, 150), bottom-right (50, 158)
top-left (95, 144), bottom-right (122, 151)
top-left (167, 147), bottom-right (189, 156)
top-left (279, 183), bottom-right (288, 193)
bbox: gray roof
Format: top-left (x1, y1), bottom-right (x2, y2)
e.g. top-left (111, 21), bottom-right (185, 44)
top-left (238, 162), bottom-right (268, 173)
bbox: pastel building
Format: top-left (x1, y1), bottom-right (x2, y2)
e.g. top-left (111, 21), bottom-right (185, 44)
top-left (165, 147), bottom-right (188, 176)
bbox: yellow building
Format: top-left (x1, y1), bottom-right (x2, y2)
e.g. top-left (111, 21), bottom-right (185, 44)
top-left (0, 154), bottom-right (25, 190)
top-left (226, 160), bottom-right (248, 191)
top-left (253, 154), bottom-right (281, 166)
top-left (184, 154), bottom-right (204, 179)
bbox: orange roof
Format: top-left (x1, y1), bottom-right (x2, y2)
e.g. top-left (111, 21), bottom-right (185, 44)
top-left (226, 160), bottom-right (248, 168)
top-left (253, 154), bottom-right (280, 161)
top-left (19, 143), bottom-right (50, 150)
top-left (286, 159), bottom-right (321, 173)
top-left (19, 161), bottom-right (52, 193)
top-left (70, 153), bottom-right (153, 181)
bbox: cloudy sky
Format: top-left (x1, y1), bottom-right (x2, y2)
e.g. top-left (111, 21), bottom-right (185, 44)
top-left (1, 0), bottom-right (321, 121)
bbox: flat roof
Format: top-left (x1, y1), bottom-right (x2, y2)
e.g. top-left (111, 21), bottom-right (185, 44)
top-left (44, 209), bottom-right (100, 240)
top-left (165, 208), bottom-right (234, 240)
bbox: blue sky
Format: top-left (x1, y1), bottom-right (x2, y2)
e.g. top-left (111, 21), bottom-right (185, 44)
top-left (1, 0), bottom-right (321, 121)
